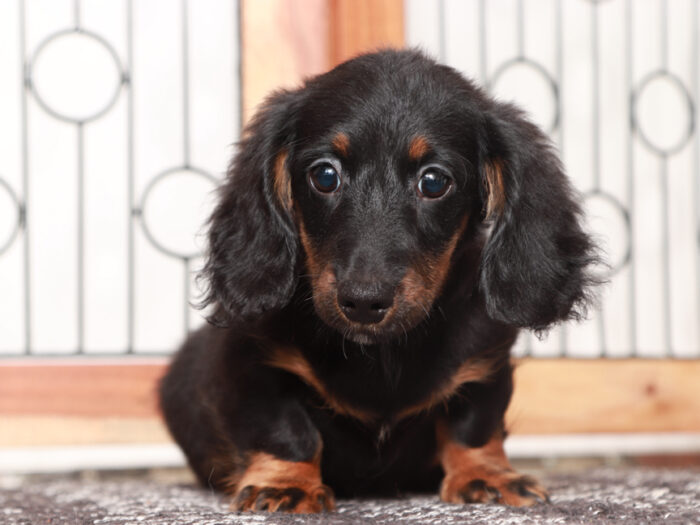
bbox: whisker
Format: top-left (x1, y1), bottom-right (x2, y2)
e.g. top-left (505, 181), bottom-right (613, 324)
top-left (341, 328), bottom-right (349, 359)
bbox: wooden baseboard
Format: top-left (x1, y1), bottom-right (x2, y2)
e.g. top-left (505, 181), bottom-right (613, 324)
top-left (0, 416), bottom-right (170, 447)
top-left (1, 359), bottom-right (698, 447)
top-left (0, 360), bottom-right (170, 447)
top-left (0, 359), bottom-right (166, 417)
top-left (507, 359), bottom-right (700, 434)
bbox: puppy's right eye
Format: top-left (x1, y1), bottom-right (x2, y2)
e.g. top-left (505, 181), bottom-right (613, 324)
top-left (309, 164), bottom-right (341, 194)
top-left (417, 169), bottom-right (452, 199)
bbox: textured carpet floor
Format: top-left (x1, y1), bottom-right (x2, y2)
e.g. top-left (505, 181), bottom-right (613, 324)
top-left (1, 467), bottom-right (698, 525)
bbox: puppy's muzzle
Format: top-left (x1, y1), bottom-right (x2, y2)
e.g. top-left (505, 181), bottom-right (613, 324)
top-left (337, 281), bottom-right (395, 324)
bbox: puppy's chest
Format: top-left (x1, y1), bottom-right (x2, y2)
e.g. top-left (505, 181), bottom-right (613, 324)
top-left (270, 345), bottom-right (498, 427)
top-left (324, 353), bottom-right (497, 421)
top-left (320, 359), bottom-right (427, 416)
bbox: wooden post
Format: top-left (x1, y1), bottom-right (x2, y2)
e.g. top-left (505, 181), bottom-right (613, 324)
top-left (328, 0), bottom-right (404, 66)
top-left (241, 0), bottom-right (405, 121)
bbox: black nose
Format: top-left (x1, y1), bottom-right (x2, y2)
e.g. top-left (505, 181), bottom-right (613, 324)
top-left (337, 283), bottom-right (394, 324)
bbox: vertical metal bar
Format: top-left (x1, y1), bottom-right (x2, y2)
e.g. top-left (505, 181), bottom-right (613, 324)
top-left (591, 0), bottom-right (606, 356)
top-left (591, 4), bottom-right (601, 192)
top-left (183, 258), bottom-right (190, 335)
top-left (74, 0), bottom-right (81, 30)
top-left (660, 0), bottom-right (672, 355)
top-left (626, 0), bottom-right (638, 355)
top-left (437, 0), bottom-right (447, 63)
top-left (235, 0), bottom-right (243, 135)
top-left (20, 0), bottom-right (31, 354)
top-left (556, 0), bottom-right (563, 134)
top-left (182, 0), bottom-right (191, 168)
top-left (182, 0), bottom-right (192, 338)
top-left (556, 0), bottom-right (567, 357)
top-left (661, 0), bottom-right (668, 70)
top-left (516, 0), bottom-right (524, 59)
top-left (518, 0), bottom-right (532, 357)
top-left (479, 0), bottom-right (487, 85)
top-left (660, 154), bottom-right (672, 356)
top-left (694, 0), bottom-right (700, 357)
top-left (126, 0), bottom-right (135, 353)
top-left (77, 123), bottom-right (85, 354)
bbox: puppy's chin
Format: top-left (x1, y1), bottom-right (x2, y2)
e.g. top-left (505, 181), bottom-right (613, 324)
top-left (343, 331), bottom-right (380, 345)
top-left (331, 325), bottom-right (401, 346)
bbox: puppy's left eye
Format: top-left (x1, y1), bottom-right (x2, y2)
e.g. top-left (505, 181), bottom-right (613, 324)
top-left (417, 169), bottom-right (452, 199)
top-left (309, 163), bottom-right (341, 194)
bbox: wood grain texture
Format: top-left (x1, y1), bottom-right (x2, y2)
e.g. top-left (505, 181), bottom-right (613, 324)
top-left (1, 360), bottom-right (698, 446)
top-left (506, 359), bottom-right (700, 434)
top-left (241, 0), bottom-right (405, 121)
top-left (0, 360), bottom-right (167, 417)
top-left (0, 416), bottom-right (170, 447)
top-left (241, 0), bottom-right (329, 121)
top-left (328, 0), bottom-right (405, 66)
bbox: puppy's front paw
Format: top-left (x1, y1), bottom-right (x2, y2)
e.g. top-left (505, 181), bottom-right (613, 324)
top-left (440, 471), bottom-right (549, 507)
top-left (233, 483), bottom-right (335, 513)
top-left (230, 452), bottom-right (335, 513)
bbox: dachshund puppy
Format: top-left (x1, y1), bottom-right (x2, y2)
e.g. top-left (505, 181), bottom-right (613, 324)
top-left (160, 49), bottom-right (598, 513)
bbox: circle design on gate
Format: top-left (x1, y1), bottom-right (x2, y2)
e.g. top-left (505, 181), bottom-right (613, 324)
top-left (632, 70), bottom-right (695, 156)
top-left (138, 167), bottom-right (218, 259)
top-left (489, 58), bottom-right (560, 134)
top-left (28, 29), bottom-right (125, 123)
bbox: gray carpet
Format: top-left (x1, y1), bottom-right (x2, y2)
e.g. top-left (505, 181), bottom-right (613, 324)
top-left (1, 467), bottom-right (698, 524)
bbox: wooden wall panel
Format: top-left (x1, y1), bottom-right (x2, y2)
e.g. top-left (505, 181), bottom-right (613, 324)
top-left (0, 360), bottom-right (170, 447)
top-left (0, 361), bottom-right (165, 417)
top-left (1, 360), bottom-right (699, 446)
top-left (506, 360), bottom-right (700, 434)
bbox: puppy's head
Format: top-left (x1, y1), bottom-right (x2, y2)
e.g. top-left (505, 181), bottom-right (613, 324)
top-left (202, 50), bottom-right (598, 340)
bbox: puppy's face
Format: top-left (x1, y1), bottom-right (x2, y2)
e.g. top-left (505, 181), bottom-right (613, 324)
top-left (203, 50), bottom-right (596, 337)
top-left (284, 61), bottom-right (484, 344)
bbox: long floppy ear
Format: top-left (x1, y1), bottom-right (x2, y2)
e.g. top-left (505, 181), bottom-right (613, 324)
top-left (479, 101), bottom-right (600, 332)
top-left (200, 89), bottom-right (304, 323)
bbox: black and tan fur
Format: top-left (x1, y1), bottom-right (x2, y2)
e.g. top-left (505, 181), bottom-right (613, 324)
top-left (159, 50), bottom-right (599, 513)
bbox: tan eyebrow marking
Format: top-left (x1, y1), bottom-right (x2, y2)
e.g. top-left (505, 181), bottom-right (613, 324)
top-left (408, 136), bottom-right (430, 161)
top-left (332, 132), bottom-right (350, 157)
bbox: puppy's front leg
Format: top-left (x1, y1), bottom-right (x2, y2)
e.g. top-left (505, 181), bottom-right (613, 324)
top-left (437, 421), bottom-right (548, 506)
top-left (225, 398), bottom-right (334, 513)
top-left (436, 365), bottom-right (549, 507)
